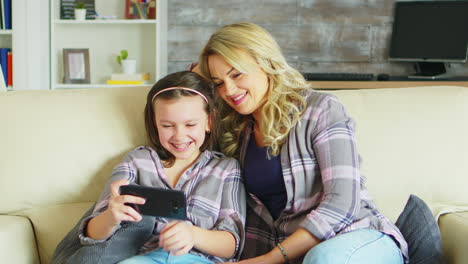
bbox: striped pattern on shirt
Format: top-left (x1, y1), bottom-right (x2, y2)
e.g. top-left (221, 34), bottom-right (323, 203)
top-left (239, 91), bottom-right (409, 263)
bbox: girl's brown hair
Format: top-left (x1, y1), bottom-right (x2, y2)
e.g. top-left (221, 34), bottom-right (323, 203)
top-left (144, 71), bottom-right (218, 167)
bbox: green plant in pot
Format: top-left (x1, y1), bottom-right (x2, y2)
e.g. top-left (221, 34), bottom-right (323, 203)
top-left (116, 50), bottom-right (136, 74)
top-left (74, 1), bottom-right (87, 20)
top-left (75, 1), bottom-right (86, 9)
top-left (116, 50), bottom-right (128, 65)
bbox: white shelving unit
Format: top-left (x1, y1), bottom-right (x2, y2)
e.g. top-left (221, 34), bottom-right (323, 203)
top-left (9, 1), bottom-right (50, 91)
top-left (50, 0), bottom-right (167, 90)
top-left (0, 29), bottom-right (11, 90)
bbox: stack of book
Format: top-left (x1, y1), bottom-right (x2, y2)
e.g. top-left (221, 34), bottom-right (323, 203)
top-left (106, 72), bottom-right (152, 85)
top-left (0, 48), bottom-right (11, 88)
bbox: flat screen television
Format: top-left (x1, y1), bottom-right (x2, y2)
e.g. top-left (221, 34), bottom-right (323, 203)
top-left (389, 1), bottom-right (468, 79)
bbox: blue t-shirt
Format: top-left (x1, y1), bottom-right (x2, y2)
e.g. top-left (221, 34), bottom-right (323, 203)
top-left (244, 133), bottom-right (287, 220)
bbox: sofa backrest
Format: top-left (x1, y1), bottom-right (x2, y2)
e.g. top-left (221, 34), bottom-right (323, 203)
top-left (328, 86), bottom-right (468, 221)
top-left (0, 87), bottom-right (150, 214)
top-left (1, 86), bottom-right (467, 221)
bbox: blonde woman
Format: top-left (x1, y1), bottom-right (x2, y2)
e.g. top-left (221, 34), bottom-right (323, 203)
top-left (194, 22), bottom-right (408, 264)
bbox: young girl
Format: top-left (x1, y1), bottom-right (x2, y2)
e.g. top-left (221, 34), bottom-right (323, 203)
top-left (80, 71), bottom-right (246, 263)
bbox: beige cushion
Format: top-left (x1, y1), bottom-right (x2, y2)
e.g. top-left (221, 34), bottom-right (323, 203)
top-left (15, 202), bottom-right (94, 264)
top-left (439, 212), bottom-right (468, 264)
top-left (0, 215), bottom-right (39, 263)
top-left (328, 86), bottom-right (468, 221)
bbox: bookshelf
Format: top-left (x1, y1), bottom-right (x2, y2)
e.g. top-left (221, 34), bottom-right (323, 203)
top-left (50, 0), bottom-right (167, 90)
top-left (0, 0), bottom-right (12, 90)
top-left (0, 29), bottom-right (11, 90)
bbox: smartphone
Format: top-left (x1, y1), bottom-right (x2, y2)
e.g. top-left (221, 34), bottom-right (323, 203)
top-left (119, 185), bottom-right (187, 220)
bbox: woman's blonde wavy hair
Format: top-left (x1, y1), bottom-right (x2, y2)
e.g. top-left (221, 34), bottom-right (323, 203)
top-left (199, 22), bottom-right (310, 158)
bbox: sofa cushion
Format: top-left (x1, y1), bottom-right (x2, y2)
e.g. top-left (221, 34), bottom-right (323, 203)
top-left (329, 86), bottom-right (468, 221)
top-left (52, 203), bottom-right (156, 264)
top-left (0, 215), bottom-right (39, 263)
top-left (395, 194), bottom-right (444, 264)
top-left (439, 212), bottom-right (468, 264)
top-left (16, 202), bottom-right (95, 264)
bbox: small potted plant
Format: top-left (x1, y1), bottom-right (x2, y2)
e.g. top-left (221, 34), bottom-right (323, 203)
top-left (116, 49), bottom-right (136, 74)
top-left (74, 1), bottom-right (87, 21)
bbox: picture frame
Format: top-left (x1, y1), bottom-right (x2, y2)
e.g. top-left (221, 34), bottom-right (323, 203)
top-left (125, 0), bottom-right (156, 19)
top-left (63, 48), bottom-right (90, 84)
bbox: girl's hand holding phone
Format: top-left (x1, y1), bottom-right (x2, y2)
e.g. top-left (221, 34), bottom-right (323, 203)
top-left (106, 179), bottom-right (146, 225)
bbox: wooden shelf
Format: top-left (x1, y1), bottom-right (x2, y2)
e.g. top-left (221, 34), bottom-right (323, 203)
top-left (53, 19), bottom-right (157, 24)
top-left (0, 30), bottom-right (12, 35)
top-left (55, 83), bottom-right (152, 89)
top-left (308, 81), bottom-right (468, 89)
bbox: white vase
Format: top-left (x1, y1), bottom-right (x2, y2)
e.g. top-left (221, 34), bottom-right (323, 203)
top-left (121, 59), bottom-right (137, 74)
top-left (74, 9), bottom-right (87, 20)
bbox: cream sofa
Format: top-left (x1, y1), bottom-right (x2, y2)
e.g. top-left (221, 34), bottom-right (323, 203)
top-left (1, 85), bottom-right (467, 264)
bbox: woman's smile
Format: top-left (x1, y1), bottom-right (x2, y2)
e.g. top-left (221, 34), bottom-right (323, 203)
top-left (230, 92), bottom-right (248, 105)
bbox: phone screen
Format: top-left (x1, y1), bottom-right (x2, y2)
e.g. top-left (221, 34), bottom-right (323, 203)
top-left (120, 185), bottom-right (187, 220)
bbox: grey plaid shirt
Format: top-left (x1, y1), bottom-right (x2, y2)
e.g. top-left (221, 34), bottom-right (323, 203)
top-left (79, 147), bottom-right (246, 263)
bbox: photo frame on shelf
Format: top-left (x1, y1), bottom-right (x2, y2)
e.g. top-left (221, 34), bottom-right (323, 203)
top-left (125, 0), bottom-right (156, 19)
top-left (63, 48), bottom-right (90, 84)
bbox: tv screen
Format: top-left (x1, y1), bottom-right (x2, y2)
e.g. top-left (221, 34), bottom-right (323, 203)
top-left (389, 1), bottom-right (468, 63)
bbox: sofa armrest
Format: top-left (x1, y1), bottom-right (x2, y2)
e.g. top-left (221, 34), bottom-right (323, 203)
top-left (439, 211), bottom-right (468, 264)
top-left (0, 215), bottom-right (40, 263)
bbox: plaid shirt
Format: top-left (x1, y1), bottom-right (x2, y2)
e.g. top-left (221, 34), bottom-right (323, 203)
top-left (239, 91), bottom-right (408, 263)
top-left (79, 146), bottom-right (246, 263)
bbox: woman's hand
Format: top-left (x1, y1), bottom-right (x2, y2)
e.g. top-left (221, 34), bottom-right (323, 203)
top-left (159, 221), bottom-right (195, 256)
top-left (104, 179), bottom-right (146, 226)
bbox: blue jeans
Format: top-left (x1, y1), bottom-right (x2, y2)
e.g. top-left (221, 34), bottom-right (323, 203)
top-left (118, 249), bottom-right (214, 264)
top-left (303, 229), bottom-right (403, 264)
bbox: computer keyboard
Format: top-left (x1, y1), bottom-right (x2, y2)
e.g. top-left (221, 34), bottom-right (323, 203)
top-left (302, 72), bottom-right (375, 81)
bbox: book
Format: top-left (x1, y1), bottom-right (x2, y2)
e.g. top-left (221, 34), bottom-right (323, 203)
top-left (110, 72), bottom-right (151, 81)
top-left (147, 0), bottom-right (156, 19)
top-left (0, 64), bottom-right (6, 91)
top-left (106, 80), bottom-right (151, 85)
top-left (3, 0), bottom-right (10, 29)
top-left (124, 0), bottom-right (132, 19)
top-left (0, 48), bottom-right (8, 86)
top-left (7, 50), bottom-right (11, 86)
top-left (0, 0), bottom-right (5, 30)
